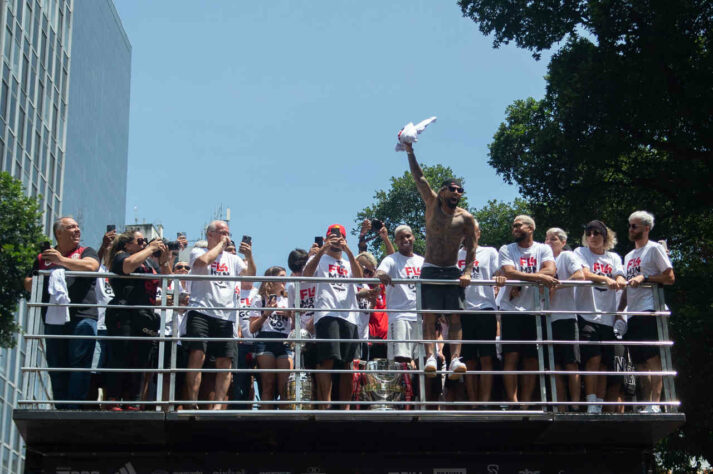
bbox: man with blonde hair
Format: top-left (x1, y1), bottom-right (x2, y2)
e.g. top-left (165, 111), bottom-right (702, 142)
top-left (619, 211), bottom-right (674, 413)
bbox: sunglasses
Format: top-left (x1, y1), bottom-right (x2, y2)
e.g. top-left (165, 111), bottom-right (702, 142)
top-left (361, 266), bottom-right (374, 276)
top-left (629, 223), bottom-right (641, 229)
top-left (136, 238), bottom-right (148, 246)
top-left (586, 229), bottom-right (602, 237)
top-left (448, 185), bottom-right (465, 194)
top-left (174, 265), bottom-right (190, 271)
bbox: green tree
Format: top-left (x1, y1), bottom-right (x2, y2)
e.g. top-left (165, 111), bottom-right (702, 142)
top-left (354, 164), bottom-right (468, 259)
top-left (459, 0), bottom-right (713, 467)
top-left (0, 172), bottom-right (45, 348)
top-left (472, 198), bottom-right (531, 247)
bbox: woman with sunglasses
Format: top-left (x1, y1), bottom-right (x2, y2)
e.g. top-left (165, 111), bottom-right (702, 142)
top-left (574, 220), bottom-right (627, 414)
top-left (105, 230), bottom-right (171, 410)
top-left (355, 252), bottom-right (387, 362)
top-left (249, 266), bottom-right (293, 409)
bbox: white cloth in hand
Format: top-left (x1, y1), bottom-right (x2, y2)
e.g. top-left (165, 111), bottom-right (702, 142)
top-left (395, 116), bottom-right (437, 151)
top-left (613, 319), bottom-right (628, 339)
top-left (47, 268), bottom-right (71, 325)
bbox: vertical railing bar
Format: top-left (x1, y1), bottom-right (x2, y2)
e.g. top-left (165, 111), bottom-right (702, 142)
top-left (416, 281), bottom-right (426, 411)
top-left (155, 276), bottom-right (167, 411)
top-left (294, 280), bottom-right (302, 410)
top-left (542, 288), bottom-right (557, 411)
top-left (534, 286), bottom-right (547, 412)
top-left (169, 277), bottom-right (181, 411)
top-left (21, 275), bottom-right (40, 403)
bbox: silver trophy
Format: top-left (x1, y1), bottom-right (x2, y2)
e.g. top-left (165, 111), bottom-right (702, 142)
top-left (285, 328), bottom-right (313, 410)
top-left (362, 359), bottom-right (404, 410)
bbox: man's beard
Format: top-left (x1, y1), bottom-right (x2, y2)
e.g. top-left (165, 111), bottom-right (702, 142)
top-left (514, 233), bottom-right (526, 243)
top-left (629, 230), bottom-right (643, 242)
top-left (446, 197), bottom-right (458, 209)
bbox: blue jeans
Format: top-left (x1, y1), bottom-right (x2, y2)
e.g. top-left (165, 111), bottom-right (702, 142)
top-left (44, 317), bottom-right (97, 409)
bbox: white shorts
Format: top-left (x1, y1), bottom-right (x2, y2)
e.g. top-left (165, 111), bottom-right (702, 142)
top-left (387, 319), bottom-right (419, 361)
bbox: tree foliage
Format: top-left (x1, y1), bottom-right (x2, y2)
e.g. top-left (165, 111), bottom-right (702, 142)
top-left (459, 0), bottom-right (713, 468)
top-left (0, 172), bottom-right (44, 348)
top-left (472, 198), bottom-right (531, 247)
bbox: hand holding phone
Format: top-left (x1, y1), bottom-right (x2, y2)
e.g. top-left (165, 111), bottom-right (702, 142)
top-left (314, 236), bottom-right (324, 247)
top-left (106, 224), bottom-right (116, 232)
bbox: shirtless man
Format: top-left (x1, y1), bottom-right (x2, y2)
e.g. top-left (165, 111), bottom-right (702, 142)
top-left (404, 142), bottom-right (477, 379)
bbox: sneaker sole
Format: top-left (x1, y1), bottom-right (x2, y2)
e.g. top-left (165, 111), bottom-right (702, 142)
top-left (448, 365), bottom-right (467, 380)
top-left (424, 365), bottom-right (437, 378)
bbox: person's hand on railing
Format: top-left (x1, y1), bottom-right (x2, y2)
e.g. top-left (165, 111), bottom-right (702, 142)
top-left (536, 274), bottom-right (559, 289)
top-left (459, 271), bottom-right (471, 288)
top-left (494, 275), bottom-right (506, 287)
top-left (628, 274), bottom-right (646, 288)
top-left (376, 270), bottom-right (392, 287)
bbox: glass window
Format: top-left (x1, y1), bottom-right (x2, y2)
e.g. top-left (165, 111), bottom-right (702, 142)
top-left (0, 81), bottom-right (8, 121)
top-left (3, 27), bottom-right (12, 60)
top-left (0, 140), bottom-right (5, 172)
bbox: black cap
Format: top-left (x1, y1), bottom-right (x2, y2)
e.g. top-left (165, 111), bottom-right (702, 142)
top-left (441, 178), bottom-right (463, 188)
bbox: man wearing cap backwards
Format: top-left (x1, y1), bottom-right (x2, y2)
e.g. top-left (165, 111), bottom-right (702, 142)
top-left (402, 142), bottom-right (477, 379)
top-left (303, 224), bottom-right (363, 409)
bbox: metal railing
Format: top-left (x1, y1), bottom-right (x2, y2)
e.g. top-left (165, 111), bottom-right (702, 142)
top-left (18, 270), bottom-right (678, 413)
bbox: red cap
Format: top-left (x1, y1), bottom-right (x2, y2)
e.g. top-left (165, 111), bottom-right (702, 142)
top-left (326, 224), bottom-right (346, 238)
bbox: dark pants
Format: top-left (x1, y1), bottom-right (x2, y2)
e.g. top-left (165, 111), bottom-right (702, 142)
top-left (44, 317), bottom-right (97, 409)
top-left (231, 342), bottom-right (254, 408)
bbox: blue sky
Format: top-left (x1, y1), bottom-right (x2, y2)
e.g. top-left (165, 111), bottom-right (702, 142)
top-left (113, 1), bottom-right (550, 272)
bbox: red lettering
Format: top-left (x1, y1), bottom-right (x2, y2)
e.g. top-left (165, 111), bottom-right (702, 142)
top-left (300, 288), bottom-right (316, 298)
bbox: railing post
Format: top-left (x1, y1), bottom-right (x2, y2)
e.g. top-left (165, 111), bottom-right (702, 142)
top-left (534, 285), bottom-right (547, 412)
top-left (416, 281), bottom-right (426, 411)
top-left (156, 276), bottom-right (168, 411)
top-left (653, 284), bottom-right (677, 412)
top-left (294, 280), bottom-right (302, 410)
top-left (21, 275), bottom-right (41, 406)
top-left (169, 277), bottom-right (181, 411)
top-left (542, 286), bottom-right (557, 412)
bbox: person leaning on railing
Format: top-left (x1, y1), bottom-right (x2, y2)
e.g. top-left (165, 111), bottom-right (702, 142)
top-left (23, 217), bottom-right (101, 410)
top-left (249, 266), bottom-right (293, 409)
top-left (545, 227), bottom-right (584, 413)
top-left (619, 210), bottom-right (675, 414)
top-left (104, 229), bottom-right (171, 410)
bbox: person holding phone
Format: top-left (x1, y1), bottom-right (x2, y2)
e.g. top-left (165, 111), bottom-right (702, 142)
top-left (23, 217), bottom-right (101, 409)
top-left (303, 224), bottom-right (363, 409)
top-left (184, 220), bottom-right (256, 410)
top-left (249, 266), bottom-right (292, 409)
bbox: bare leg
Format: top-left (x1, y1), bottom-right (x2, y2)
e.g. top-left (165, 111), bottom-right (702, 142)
top-left (554, 364), bottom-right (567, 413)
top-left (212, 357), bottom-right (232, 410)
top-left (647, 355), bottom-right (663, 403)
top-left (184, 349), bottom-right (205, 408)
top-left (604, 381), bottom-right (622, 413)
top-left (316, 358), bottom-right (334, 409)
top-left (276, 356), bottom-right (293, 409)
top-left (257, 354), bottom-right (276, 410)
top-left (503, 351), bottom-right (520, 403)
top-left (465, 359), bottom-right (478, 406)
top-left (583, 355), bottom-right (601, 398)
top-left (423, 313), bottom-right (437, 358)
top-left (338, 372), bottom-right (353, 410)
top-left (479, 356), bottom-right (494, 403)
top-left (447, 314), bottom-right (462, 360)
top-left (565, 362), bottom-right (581, 410)
top-left (519, 356), bottom-right (538, 409)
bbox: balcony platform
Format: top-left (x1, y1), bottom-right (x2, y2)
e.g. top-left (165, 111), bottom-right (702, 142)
top-left (15, 409), bottom-right (684, 473)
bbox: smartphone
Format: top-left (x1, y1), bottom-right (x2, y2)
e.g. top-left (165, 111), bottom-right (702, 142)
top-left (106, 224), bottom-right (116, 232)
top-left (329, 227), bottom-right (341, 237)
top-left (268, 294), bottom-right (277, 305)
top-left (40, 241), bottom-right (51, 251)
top-left (315, 236), bottom-right (324, 247)
top-left (371, 219), bottom-right (383, 231)
top-left (242, 235), bottom-right (252, 245)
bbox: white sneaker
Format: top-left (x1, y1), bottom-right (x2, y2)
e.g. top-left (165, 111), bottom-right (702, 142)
top-left (448, 357), bottom-right (467, 380)
top-left (586, 394), bottom-right (601, 414)
top-left (424, 355), bottom-right (437, 377)
top-left (639, 405), bottom-right (661, 414)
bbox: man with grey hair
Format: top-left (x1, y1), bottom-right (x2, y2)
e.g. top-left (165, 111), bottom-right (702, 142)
top-left (498, 215), bottom-right (558, 408)
top-left (619, 210), bottom-right (674, 413)
top-left (184, 220), bottom-right (255, 409)
top-left (23, 217), bottom-right (101, 408)
top-left (376, 225), bottom-right (425, 364)
top-left (403, 142), bottom-right (477, 379)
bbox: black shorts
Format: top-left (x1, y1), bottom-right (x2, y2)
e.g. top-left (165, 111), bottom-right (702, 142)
top-left (315, 316), bottom-right (359, 367)
top-left (185, 311), bottom-right (236, 359)
top-left (626, 313), bottom-right (659, 364)
top-left (461, 309), bottom-right (497, 361)
top-left (577, 316), bottom-right (614, 368)
top-left (501, 313), bottom-right (538, 357)
top-left (255, 331), bottom-right (293, 359)
top-left (420, 266), bottom-right (465, 312)
top-left (551, 319), bottom-right (577, 366)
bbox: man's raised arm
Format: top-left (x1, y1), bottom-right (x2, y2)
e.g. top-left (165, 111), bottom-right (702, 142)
top-left (404, 143), bottom-right (437, 205)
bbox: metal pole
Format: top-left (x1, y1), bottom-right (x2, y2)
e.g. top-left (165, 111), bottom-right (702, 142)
top-left (21, 275), bottom-right (41, 403)
top-left (294, 280), bottom-right (302, 409)
top-left (416, 281), bottom-right (426, 411)
top-left (155, 276), bottom-right (168, 411)
top-left (535, 286), bottom-right (547, 412)
top-left (653, 285), bottom-right (676, 412)
top-left (542, 287), bottom-right (557, 412)
top-left (169, 277), bottom-right (181, 411)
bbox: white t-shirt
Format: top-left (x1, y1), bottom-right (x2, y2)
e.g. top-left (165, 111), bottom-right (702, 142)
top-left (574, 247), bottom-right (625, 325)
top-left (624, 241), bottom-right (673, 312)
top-left (457, 246), bottom-right (499, 310)
top-left (498, 242), bottom-right (555, 312)
top-left (237, 286), bottom-right (259, 339)
top-left (312, 254), bottom-right (359, 326)
top-left (188, 248), bottom-right (247, 321)
top-left (376, 252), bottom-right (424, 322)
top-left (356, 285), bottom-right (371, 340)
top-left (550, 251), bottom-right (582, 322)
top-left (95, 264), bottom-right (114, 331)
top-left (287, 279), bottom-right (316, 334)
top-left (249, 295), bottom-right (291, 336)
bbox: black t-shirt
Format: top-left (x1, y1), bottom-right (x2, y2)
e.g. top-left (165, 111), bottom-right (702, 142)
top-left (30, 246), bottom-right (100, 321)
top-left (109, 252), bottom-right (159, 306)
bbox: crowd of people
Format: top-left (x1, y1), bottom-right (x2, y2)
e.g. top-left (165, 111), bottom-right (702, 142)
top-left (24, 145), bottom-right (675, 413)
